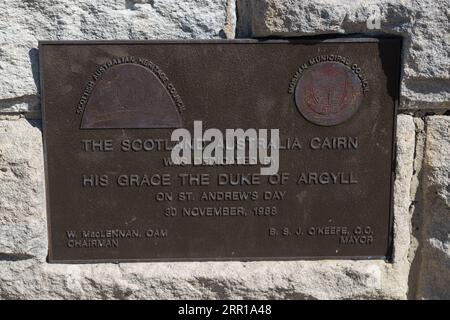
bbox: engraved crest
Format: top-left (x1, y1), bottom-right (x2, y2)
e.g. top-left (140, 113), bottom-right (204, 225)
top-left (294, 62), bottom-right (363, 126)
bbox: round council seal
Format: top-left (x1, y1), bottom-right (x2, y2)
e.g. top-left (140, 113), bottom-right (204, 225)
top-left (294, 61), bottom-right (363, 126)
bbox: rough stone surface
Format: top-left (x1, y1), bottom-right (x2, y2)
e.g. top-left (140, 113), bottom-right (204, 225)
top-left (414, 116), bottom-right (450, 299)
top-left (0, 0), bottom-right (449, 300)
top-left (237, 0), bottom-right (450, 111)
top-left (0, 119), bottom-right (46, 259)
top-left (0, 116), bottom-right (415, 299)
top-left (0, 0), bottom-right (235, 113)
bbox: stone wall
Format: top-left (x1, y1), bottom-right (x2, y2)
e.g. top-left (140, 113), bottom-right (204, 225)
top-left (0, 0), bottom-right (448, 299)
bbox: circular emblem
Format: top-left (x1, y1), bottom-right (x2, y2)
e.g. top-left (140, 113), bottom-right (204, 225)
top-left (294, 62), bottom-right (363, 126)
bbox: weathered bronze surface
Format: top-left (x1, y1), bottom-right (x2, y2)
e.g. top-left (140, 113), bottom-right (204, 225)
top-left (40, 38), bottom-right (402, 263)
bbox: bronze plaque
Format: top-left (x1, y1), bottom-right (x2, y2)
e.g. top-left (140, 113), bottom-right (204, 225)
top-left (40, 39), bottom-right (401, 263)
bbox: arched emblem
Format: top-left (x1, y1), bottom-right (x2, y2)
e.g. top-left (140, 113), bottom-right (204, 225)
top-left (81, 63), bottom-right (182, 129)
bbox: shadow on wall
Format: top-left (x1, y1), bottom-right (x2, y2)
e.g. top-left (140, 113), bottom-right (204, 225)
top-left (29, 48), bottom-right (40, 96)
top-left (26, 119), bottom-right (42, 132)
top-left (27, 47), bottom-right (42, 133)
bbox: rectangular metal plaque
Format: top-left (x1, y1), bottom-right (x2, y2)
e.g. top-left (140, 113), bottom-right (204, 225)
top-left (40, 38), bottom-right (401, 263)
